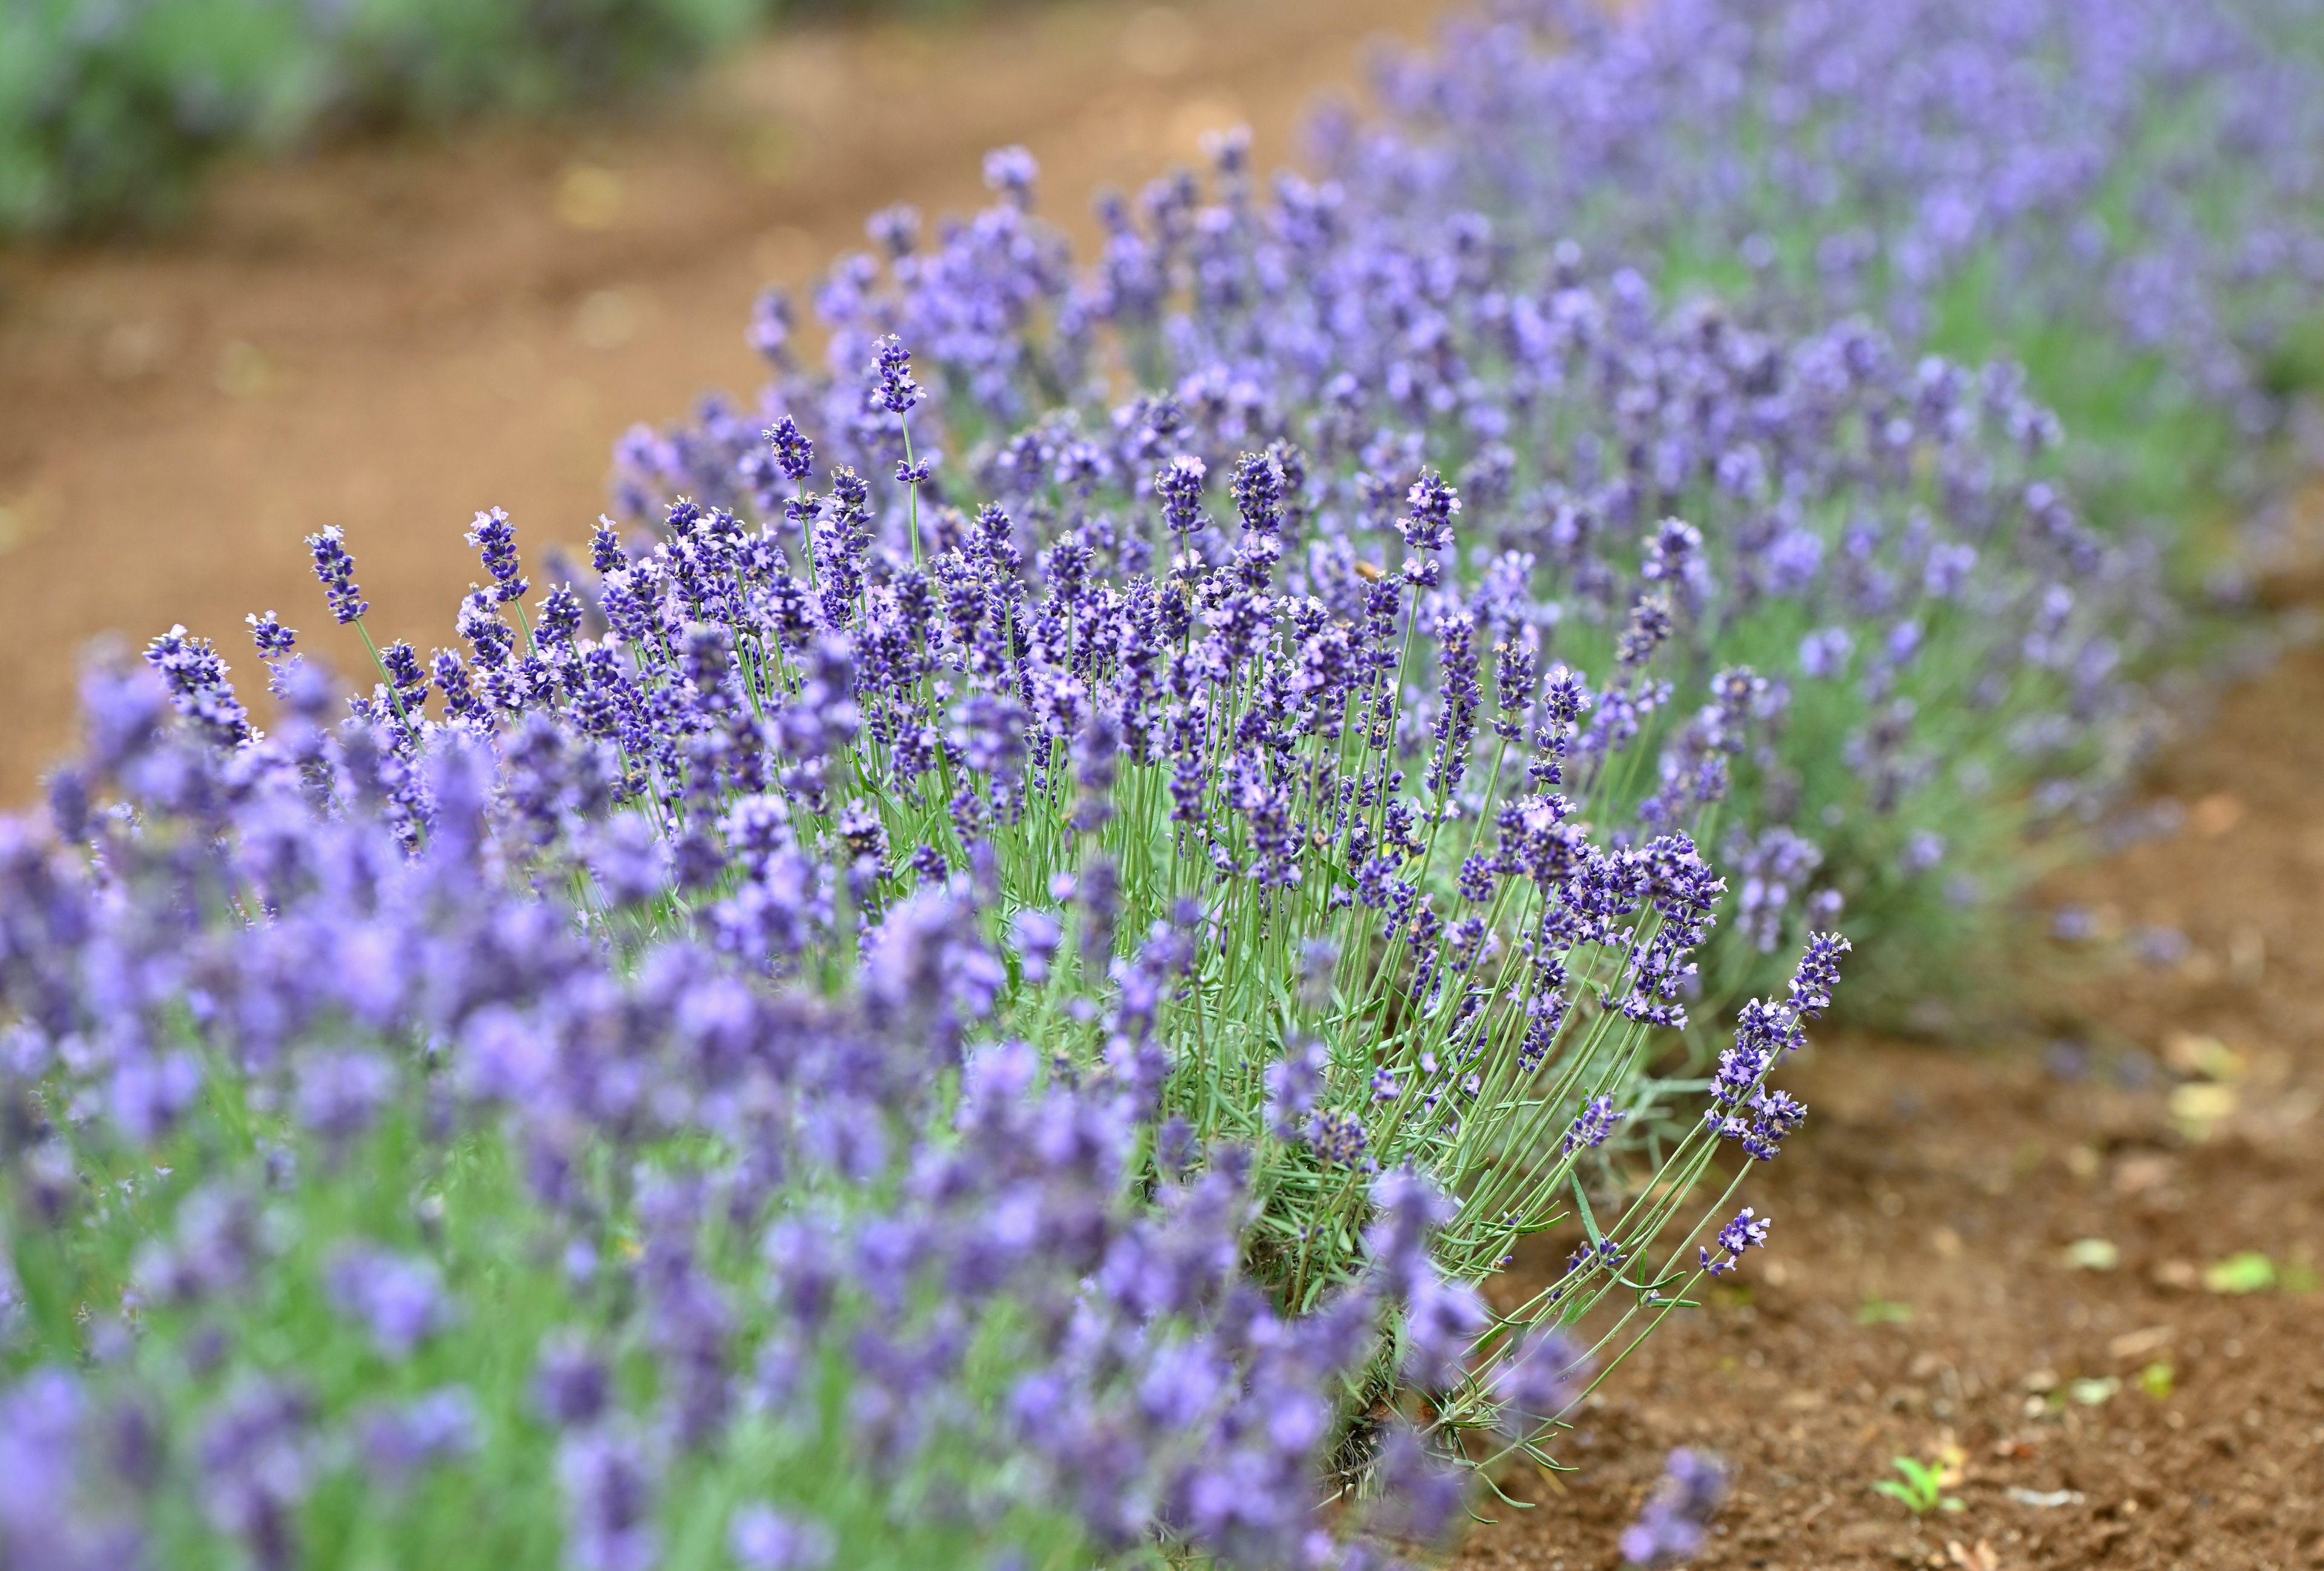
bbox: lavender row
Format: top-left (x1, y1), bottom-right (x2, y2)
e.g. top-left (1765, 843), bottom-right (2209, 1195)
top-left (1361, 0), bottom-right (2324, 443)
top-left (1, 362), bottom-right (1839, 1567)
top-left (626, 156), bottom-right (2170, 1013)
top-left (620, 0), bottom-right (2321, 1012)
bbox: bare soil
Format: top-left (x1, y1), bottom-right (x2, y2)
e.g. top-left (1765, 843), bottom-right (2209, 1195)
top-left (1458, 559), bottom-right (2324, 1570)
top-left (0, 0), bottom-right (1451, 800)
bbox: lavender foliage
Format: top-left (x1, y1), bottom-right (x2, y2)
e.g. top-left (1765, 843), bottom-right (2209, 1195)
top-left (602, 18), bottom-right (2315, 1010)
top-left (0, 331), bottom-right (1853, 1562)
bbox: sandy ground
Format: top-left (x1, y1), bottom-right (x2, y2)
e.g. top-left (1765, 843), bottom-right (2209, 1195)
top-left (0, 0), bottom-right (1453, 800)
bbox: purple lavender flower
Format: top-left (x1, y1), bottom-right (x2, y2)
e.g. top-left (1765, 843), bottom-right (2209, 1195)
top-left (871, 335), bottom-right (921, 416)
top-left (1701, 1207), bottom-right (1774, 1277)
top-left (1013, 908), bottom-right (1063, 985)
top-left (199, 1380), bottom-right (315, 1571)
top-left (306, 526), bottom-right (367, 625)
top-left (1156, 455), bottom-right (1207, 552)
top-left (1621, 1448), bottom-right (1728, 1566)
top-left (1562, 1093), bottom-right (1624, 1156)
top-left (292, 1049), bottom-right (395, 1152)
top-left (1797, 627), bottom-right (1854, 680)
top-left (1264, 1041), bottom-right (1327, 1140)
top-left (557, 1428), bottom-right (661, 1571)
top-left (466, 507), bottom-right (528, 604)
top-left (246, 610), bottom-right (296, 660)
top-left (1787, 931), bottom-right (1851, 1018)
top-left (326, 1245), bottom-right (453, 1359)
top-left (1716, 1208), bottom-right (1770, 1254)
top-left (982, 145), bottom-right (1039, 208)
top-left (143, 625), bottom-right (251, 749)
top-left (590, 516), bottom-right (626, 574)
top-left (1397, 1269), bottom-right (1487, 1391)
top-left (1397, 470), bottom-right (1461, 555)
top-left (131, 1184), bottom-right (263, 1306)
top-left (1307, 1108), bottom-right (1373, 1170)
top-left (533, 1334), bottom-right (613, 1430)
top-left (727, 1503), bottom-right (836, 1570)
top-left (0, 1371), bottom-right (142, 1571)
top-left (765, 415), bottom-right (813, 483)
top-left (357, 1388), bottom-right (481, 1490)
top-left (1489, 1328), bottom-right (1588, 1435)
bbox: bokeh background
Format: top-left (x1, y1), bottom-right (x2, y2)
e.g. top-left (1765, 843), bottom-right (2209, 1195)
top-left (0, 0), bottom-right (1453, 800)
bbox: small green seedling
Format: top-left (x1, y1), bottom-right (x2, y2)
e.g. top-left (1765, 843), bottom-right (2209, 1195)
top-left (2138, 1362), bottom-right (2175, 1399)
top-left (1855, 1298), bottom-right (1914, 1325)
top-left (2203, 1252), bottom-right (2277, 1294)
top-left (2067, 1375), bottom-right (2120, 1407)
top-left (1873, 1457), bottom-right (1965, 1515)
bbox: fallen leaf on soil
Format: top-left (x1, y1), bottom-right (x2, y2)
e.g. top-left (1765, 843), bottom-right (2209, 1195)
top-left (2151, 1259), bottom-right (2198, 1289)
top-left (2163, 1032), bottom-right (2245, 1081)
top-left (2007, 1487), bottom-right (2086, 1508)
top-left (2105, 1323), bottom-right (2174, 1359)
top-left (2060, 1237), bottom-right (2119, 1271)
top-left (2191, 792), bottom-right (2244, 836)
top-left (2168, 1081), bottom-right (2237, 1138)
top-left (1947, 1539), bottom-right (2001, 1571)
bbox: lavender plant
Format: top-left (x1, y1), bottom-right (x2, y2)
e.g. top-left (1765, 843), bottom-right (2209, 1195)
top-left (0, 404), bottom-right (1840, 1563)
top-left (0, 660), bottom-right (1440, 1569)
top-left (1620, 1448), bottom-right (1727, 1566)
top-left (623, 0), bottom-right (2324, 1013)
top-left (623, 140), bottom-right (2168, 1018)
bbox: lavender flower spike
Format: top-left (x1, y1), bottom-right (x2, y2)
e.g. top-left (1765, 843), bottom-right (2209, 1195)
top-left (306, 526), bottom-right (367, 625)
top-left (871, 335), bottom-right (920, 416)
top-left (1621, 1447), bottom-right (1728, 1566)
top-left (465, 507), bottom-right (528, 605)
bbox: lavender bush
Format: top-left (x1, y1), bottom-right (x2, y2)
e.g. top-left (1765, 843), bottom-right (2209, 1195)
top-left (1359, 0), bottom-right (2324, 496)
top-left (623, 0), bottom-right (2324, 1015)
top-left (625, 153), bottom-right (2165, 1018)
top-left (0, 403), bottom-right (1842, 1563)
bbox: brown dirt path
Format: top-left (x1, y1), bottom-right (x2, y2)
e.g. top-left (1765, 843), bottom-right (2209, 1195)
top-left (0, 0), bottom-right (1452, 800)
top-left (1456, 548), bottom-right (2324, 1569)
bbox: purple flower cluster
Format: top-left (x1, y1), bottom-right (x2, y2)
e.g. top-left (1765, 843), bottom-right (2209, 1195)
top-left (616, 87), bottom-right (2193, 1013)
top-left (0, 333), bottom-right (1863, 1550)
top-left (5, 627), bottom-right (1562, 1565)
top-left (1364, 0), bottom-right (2324, 430)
